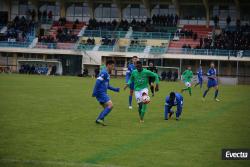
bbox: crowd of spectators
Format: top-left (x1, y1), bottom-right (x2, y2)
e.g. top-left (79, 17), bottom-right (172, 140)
top-left (0, 16), bottom-right (35, 42)
top-left (38, 10), bottom-right (53, 22)
top-left (86, 38), bottom-right (95, 45)
top-left (118, 14), bottom-right (179, 32)
top-left (152, 14), bottom-right (179, 26)
top-left (175, 28), bottom-right (198, 40)
top-left (19, 64), bottom-right (57, 75)
top-left (56, 28), bottom-right (78, 43)
top-left (87, 18), bottom-right (117, 31)
top-left (197, 24), bottom-right (250, 50)
top-left (87, 14), bottom-right (179, 32)
top-left (38, 18), bottom-right (79, 43)
top-left (25, 9), bottom-right (37, 21)
top-left (101, 37), bottom-right (116, 45)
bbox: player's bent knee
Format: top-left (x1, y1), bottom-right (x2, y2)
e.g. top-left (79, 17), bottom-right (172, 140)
top-left (106, 101), bottom-right (113, 109)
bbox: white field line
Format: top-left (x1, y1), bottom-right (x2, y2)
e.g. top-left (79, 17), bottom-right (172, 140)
top-left (0, 158), bottom-right (124, 167)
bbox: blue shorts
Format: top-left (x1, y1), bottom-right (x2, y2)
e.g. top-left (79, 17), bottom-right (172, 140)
top-left (198, 77), bottom-right (203, 83)
top-left (96, 93), bottom-right (110, 104)
top-left (129, 82), bottom-right (135, 90)
top-left (207, 79), bottom-right (218, 88)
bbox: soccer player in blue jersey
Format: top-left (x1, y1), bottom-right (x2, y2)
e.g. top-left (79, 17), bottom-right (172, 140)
top-left (125, 56), bottom-right (139, 109)
top-left (92, 60), bottom-right (120, 126)
top-left (164, 92), bottom-right (184, 121)
top-left (194, 65), bottom-right (203, 88)
top-left (203, 62), bottom-right (220, 102)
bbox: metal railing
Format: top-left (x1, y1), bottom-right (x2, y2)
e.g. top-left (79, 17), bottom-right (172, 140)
top-left (98, 45), bottom-right (115, 51)
top-left (131, 32), bottom-right (173, 39)
top-left (83, 30), bottom-right (127, 38)
top-left (36, 42), bottom-right (76, 49)
top-left (1, 40), bottom-right (250, 58)
top-left (0, 41), bottom-right (31, 48)
top-left (167, 48), bottom-right (250, 57)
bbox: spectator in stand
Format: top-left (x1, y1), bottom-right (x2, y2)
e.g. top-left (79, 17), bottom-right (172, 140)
top-left (226, 15), bottom-right (231, 26)
top-left (31, 9), bottom-right (36, 21)
top-left (213, 15), bottom-right (219, 27)
top-left (42, 10), bottom-right (47, 21)
top-left (75, 19), bottom-right (79, 24)
top-left (38, 10), bottom-right (42, 21)
top-left (48, 11), bottom-right (53, 21)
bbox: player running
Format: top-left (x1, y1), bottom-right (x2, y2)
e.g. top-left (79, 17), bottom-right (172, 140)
top-left (181, 65), bottom-right (193, 96)
top-left (164, 92), bottom-right (184, 121)
top-left (125, 56), bottom-right (139, 109)
top-left (194, 65), bottom-right (203, 88)
top-left (203, 62), bottom-right (220, 102)
top-left (92, 60), bottom-right (120, 126)
top-left (124, 61), bottom-right (159, 123)
top-left (147, 62), bottom-right (158, 96)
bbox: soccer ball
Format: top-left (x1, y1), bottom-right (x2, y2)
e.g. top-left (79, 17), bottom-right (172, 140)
top-left (142, 95), bottom-right (150, 104)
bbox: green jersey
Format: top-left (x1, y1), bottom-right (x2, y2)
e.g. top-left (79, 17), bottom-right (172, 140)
top-left (128, 68), bottom-right (159, 91)
top-left (182, 69), bottom-right (193, 82)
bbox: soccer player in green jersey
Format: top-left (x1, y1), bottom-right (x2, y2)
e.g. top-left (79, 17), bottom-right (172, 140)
top-left (181, 65), bottom-right (193, 96)
top-left (124, 61), bottom-right (159, 123)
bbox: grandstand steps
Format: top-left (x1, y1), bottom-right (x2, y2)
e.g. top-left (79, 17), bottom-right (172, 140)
top-left (29, 38), bottom-right (38, 48)
top-left (0, 26), bottom-right (7, 34)
top-left (183, 25), bottom-right (212, 37)
top-left (78, 26), bottom-right (86, 36)
top-left (125, 27), bottom-right (133, 39)
top-left (93, 44), bottom-right (100, 51)
top-left (144, 46), bottom-right (152, 53)
top-left (169, 38), bottom-right (200, 48)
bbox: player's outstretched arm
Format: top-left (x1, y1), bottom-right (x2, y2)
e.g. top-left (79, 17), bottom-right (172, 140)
top-left (124, 72), bottom-right (134, 90)
top-left (108, 85), bottom-right (120, 92)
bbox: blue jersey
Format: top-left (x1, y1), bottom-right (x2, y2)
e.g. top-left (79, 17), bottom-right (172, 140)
top-left (207, 68), bottom-right (217, 81)
top-left (92, 68), bottom-right (119, 98)
top-left (125, 63), bottom-right (136, 83)
top-left (197, 68), bottom-right (203, 80)
top-left (164, 92), bottom-right (183, 119)
top-left (165, 93), bottom-right (183, 107)
top-left (207, 68), bottom-right (218, 88)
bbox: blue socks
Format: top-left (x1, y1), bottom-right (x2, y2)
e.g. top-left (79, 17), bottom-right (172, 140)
top-left (97, 107), bottom-right (112, 120)
top-left (129, 95), bottom-right (132, 106)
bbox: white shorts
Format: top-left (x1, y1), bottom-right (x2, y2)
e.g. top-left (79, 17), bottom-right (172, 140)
top-left (185, 82), bottom-right (191, 87)
top-left (135, 88), bottom-right (149, 103)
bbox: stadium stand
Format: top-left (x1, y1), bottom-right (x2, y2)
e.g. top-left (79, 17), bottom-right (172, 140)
top-left (36, 18), bottom-right (85, 49)
top-left (0, 16), bottom-right (35, 47)
top-left (0, 0), bottom-right (249, 82)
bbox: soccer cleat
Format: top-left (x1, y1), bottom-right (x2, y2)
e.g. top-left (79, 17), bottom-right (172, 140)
top-left (176, 117), bottom-right (180, 121)
top-left (96, 119), bottom-right (106, 126)
top-left (165, 118), bottom-right (168, 121)
top-left (129, 106), bottom-right (133, 110)
top-left (140, 120), bottom-right (144, 123)
top-left (202, 97), bottom-right (205, 102)
top-left (215, 98), bottom-right (220, 102)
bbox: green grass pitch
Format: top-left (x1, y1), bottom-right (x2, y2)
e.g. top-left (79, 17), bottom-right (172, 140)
top-left (0, 74), bottom-right (250, 167)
